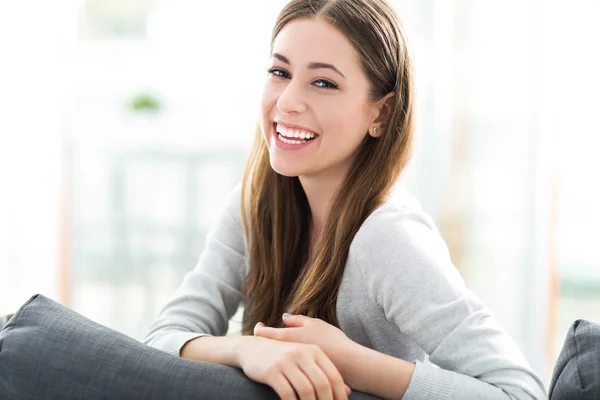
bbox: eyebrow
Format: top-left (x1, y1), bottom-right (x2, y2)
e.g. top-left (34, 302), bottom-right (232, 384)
top-left (272, 53), bottom-right (346, 79)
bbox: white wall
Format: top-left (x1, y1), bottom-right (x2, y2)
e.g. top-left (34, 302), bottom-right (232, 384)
top-left (0, 0), bottom-right (77, 312)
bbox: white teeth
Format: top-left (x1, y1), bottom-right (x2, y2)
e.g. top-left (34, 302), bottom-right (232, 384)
top-left (275, 124), bottom-right (316, 140)
top-left (278, 134), bottom-right (307, 145)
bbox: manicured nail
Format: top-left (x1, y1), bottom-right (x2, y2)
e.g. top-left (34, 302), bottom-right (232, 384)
top-left (283, 313), bottom-right (293, 318)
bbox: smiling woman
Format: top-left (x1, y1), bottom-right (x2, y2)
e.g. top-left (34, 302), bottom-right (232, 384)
top-left (144, 1), bottom-right (547, 399)
top-left (260, 17), bottom-right (392, 182)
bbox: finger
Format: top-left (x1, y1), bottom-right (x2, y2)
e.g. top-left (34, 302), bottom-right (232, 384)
top-left (314, 351), bottom-right (348, 400)
top-left (266, 372), bottom-right (298, 400)
top-left (254, 326), bottom-right (298, 341)
top-left (345, 384), bottom-right (351, 396)
top-left (282, 362), bottom-right (316, 400)
top-left (282, 313), bottom-right (311, 327)
top-left (253, 322), bottom-right (265, 335)
top-left (295, 356), bottom-right (334, 400)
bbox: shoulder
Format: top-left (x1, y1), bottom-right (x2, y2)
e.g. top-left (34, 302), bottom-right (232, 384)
top-left (349, 186), bottom-right (466, 304)
top-left (220, 181), bottom-right (243, 225)
top-left (350, 185), bottom-right (454, 276)
top-left (353, 185), bottom-right (442, 251)
top-left (205, 181), bottom-right (244, 244)
top-left (225, 181), bottom-right (243, 211)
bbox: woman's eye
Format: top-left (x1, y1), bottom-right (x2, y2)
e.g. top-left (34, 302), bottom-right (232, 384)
top-left (313, 79), bottom-right (339, 90)
top-left (267, 68), bottom-right (290, 78)
top-left (266, 68), bottom-right (338, 90)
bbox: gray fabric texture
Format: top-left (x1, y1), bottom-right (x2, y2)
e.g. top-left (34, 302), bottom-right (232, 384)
top-left (0, 294), bottom-right (377, 400)
top-left (145, 183), bottom-right (547, 400)
top-left (549, 319), bottom-right (600, 400)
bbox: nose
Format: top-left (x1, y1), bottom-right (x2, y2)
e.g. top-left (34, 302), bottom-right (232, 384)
top-left (276, 80), bottom-right (307, 115)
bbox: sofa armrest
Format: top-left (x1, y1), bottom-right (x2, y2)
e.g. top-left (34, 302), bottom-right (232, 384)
top-left (0, 294), bottom-right (378, 400)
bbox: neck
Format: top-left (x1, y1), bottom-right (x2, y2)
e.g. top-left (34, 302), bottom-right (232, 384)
top-left (298, 173), bottom-right (343, 237)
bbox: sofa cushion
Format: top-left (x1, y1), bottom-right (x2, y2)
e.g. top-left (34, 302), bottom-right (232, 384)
top-left (0, 294), bottom-right (377, 400)
top-left (549, 319), bottom-right (600, 400)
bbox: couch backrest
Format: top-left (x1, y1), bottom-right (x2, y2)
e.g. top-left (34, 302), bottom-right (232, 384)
top-left (549, 319), bottom-right (600, 400)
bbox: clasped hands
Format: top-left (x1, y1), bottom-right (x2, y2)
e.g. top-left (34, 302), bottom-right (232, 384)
top-left (246, 313), bottom-right (355, 400)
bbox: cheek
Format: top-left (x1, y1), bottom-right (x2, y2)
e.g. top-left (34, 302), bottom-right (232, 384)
top-left (318, 99), bottom-right (367, 139)
top-left (259, 85), bottom-right (279, 138)
top-left (261, 82), bottom-right (280, 116)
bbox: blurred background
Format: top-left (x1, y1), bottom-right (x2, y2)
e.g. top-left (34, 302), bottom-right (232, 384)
top-left (1, 0), bottom-right (599, 389)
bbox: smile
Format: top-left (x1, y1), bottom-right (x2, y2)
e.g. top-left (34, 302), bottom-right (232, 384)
top-left (272, 122), bottom-right (320, 150)
top-left (275, 123), bottom-right (318, 144)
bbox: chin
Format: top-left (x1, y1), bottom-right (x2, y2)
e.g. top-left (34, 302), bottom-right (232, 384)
top-left (268, 158), bottom-right (303, 177)
top-left (270, 163), bottom-right (301, 178)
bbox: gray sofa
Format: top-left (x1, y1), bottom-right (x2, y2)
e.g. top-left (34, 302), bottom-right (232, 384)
top-left (549, 319), bottom-right (600, 400)
top-left (2, 294), bottom-right (599, 399)
top-left (0, 295), bottom-right (377, 400)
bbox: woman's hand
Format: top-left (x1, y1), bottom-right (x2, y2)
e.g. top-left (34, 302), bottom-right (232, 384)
top-left (237, 335), bottom-right (351, 400)
top-left (253, 314), bottom-right (355, 379)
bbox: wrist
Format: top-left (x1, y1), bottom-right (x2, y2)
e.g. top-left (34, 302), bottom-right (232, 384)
top-left (337, 342), bottom-right (416, 398)
top-left (181, 335), bottom-right (253, 369)
top-left (232, 335), bottom-right (259, 368)
top-left (334, 339), bottom-right (364, 384)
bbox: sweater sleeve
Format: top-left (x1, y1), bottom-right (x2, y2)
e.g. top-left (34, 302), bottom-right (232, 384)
top-left (352, 206), bottom-right (548, 400)
top-left (143, 183), bottom-right (246, 356)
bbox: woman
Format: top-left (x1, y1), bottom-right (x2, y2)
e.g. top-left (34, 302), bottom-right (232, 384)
top-left (145, 0), bottom-right (547, 399)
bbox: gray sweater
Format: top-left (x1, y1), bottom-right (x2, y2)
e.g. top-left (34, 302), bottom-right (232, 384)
top-left (144, 183), bottom-right (547, 400)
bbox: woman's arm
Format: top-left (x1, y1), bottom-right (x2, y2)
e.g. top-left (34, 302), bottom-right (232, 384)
top-left (180, 335), bottom-right (248, 366)
top-left (181, 335), bottom-right (352, 400)
top-left (254, 314), bottom-right (416, 399)
top-left (338, 343), bottom-right (415, 399)
top-left (351, 207), bottom-right (548, 399)
top-left (255, 206), bottom-right (547, 399)
top-left (254, 206), bottom-right (548, 399)
top-left (254, 314), bottom-right (414, 398)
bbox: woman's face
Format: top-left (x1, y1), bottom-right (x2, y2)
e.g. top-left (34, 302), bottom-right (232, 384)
top-left (260, 17), bottom-right (380, 179)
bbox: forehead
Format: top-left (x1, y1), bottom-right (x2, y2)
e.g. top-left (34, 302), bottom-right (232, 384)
top-left (272, 17), bottom-right (361, 71)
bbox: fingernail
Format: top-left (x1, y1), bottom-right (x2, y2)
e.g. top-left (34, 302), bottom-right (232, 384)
top-left (283, 313), bottom-right (293, 318)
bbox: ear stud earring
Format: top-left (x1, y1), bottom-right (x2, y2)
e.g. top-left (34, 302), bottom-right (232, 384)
top-left (373, 127), bottom-right (379, 134)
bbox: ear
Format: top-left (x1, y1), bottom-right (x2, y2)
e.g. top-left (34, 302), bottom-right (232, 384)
top-left (368, 92), bottom-right (395, 138)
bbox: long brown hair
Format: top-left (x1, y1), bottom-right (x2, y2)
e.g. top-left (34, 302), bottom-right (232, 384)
top-left (241, 0), bottom-right (415, 334)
